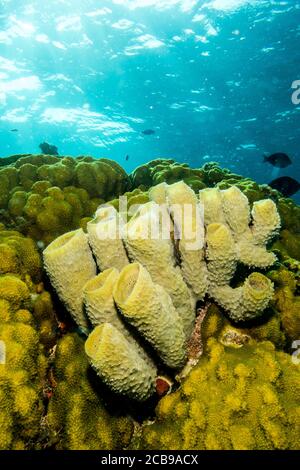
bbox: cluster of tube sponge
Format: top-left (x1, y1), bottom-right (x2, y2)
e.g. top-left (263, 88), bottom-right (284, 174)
top-left (43, 182), bottom-right (280, 401)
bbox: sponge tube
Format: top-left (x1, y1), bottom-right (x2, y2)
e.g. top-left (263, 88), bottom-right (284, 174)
top-left (43, 229), bottom-right (96, 332)
top-left (211, 273), bottom-right (274, 322)
top-left (123, 202), bottom-right (196, 338)
top-left (166, 181), bottom-right (208, 301)
top-left (83, 268), bottom-right (156, 372)
top-left (85, 323), bottom-right (156, 401)
top-left (113, 263), bottom-right (187, 369)
top-left (87, 205), bottom-right (129, 271)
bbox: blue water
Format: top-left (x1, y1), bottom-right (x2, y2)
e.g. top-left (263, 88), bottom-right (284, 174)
top-left (0, 0), bottom-right (300, 200)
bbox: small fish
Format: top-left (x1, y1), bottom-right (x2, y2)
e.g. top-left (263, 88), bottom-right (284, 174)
top-left (142, 129), bottom-right (155, 135)
top-left (39, 142), bottom-right (59, 156)
top-left (263, 152), bottom-right (292, 168)
top-left (125, 154), bottom-right (129, 161)
top-left (268, 176), bottom-right (300, 197)
top-left (10, 129), bottom-right (18, 132)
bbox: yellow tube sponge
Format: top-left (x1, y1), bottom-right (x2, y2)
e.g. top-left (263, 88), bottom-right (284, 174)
top-left (199, 187), bottom-right (226, 225)
top-left (219, 187), bottom-right (280, 268)
top-left (221, 186), bottom-right (250, 236)
top-left (113, 263), bottom-right (187, 369)
top-left (83, 268), bottom-right (156, 372)
top-left (211, 273), bottom-right (274, 322)
top-left (251, 199), bottom-right (281, 245)
top-left (165, 181), bottom-right (208, 301)
top-left (123, 202), bottom-right (195, 338)
top-left (87, 205), bottom-right (129, 271)
top-left (206, 223), bottom-right (237, 287)
top-left (85, 323), bottom-right (156, 401)
top-left (236, 231), bottom-right (278, 268)
top-left (43, 229), bottom-right (96, 332)
top-left (83, 268), bottom-right (120, 327)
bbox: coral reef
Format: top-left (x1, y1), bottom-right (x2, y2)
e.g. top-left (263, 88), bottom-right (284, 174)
top-left (0, 230), bottom-right (57, 449)
top-left (268, 265), bottom-right (300, 341)
top-left (0, 154), bottom-right (130, 244)
top-left (0, 229), bottom-right (41, 281)
top-left (44, 181), bottom-right (280, 402)
top-left (85, 323), bottom-right (156, 401)
top-left (139, 339), bottom-right (300, 450)
top-left (0, 154), bottom-right (299, 450)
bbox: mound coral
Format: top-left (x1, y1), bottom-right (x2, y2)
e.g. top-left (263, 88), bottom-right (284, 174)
top-left (0, 229), bottom-right (41, 281)
top-left (0, 224), bottom-right (62, 449)
top-left (131, 159), bottom-right (206, 191)
top-left (139, 339), bottom-right (300, 450)
top-left (0, 154), bottom-right (130, 244)
top-left (268, 265), bottom-right (300, 341)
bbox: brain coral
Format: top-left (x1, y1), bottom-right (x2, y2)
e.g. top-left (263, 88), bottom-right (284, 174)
top-left (139, 338), bottom-right (300, 450)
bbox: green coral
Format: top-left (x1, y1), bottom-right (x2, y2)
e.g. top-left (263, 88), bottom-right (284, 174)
top-left (109, 188), bottom-right (149, 215)
top-left (0, 274), bottom-right (49, 449)
top-left (140, 339), bottom-right (300, 450)
top-left (268, 265), bottom-right (300, 341)
top-left (0, 227), bottom-right (58, 449)
top-left (0, 154), bottom-right (130, 244)
top-left (0, 229), bottom-right (41, 281)
top-left (47, 333), bottom-right (134, 450)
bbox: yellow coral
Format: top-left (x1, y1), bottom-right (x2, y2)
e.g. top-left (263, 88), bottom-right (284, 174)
top-left (47, 333), bottom-right (134, 450)
top-left (140, 339), bottom-right (300, 450)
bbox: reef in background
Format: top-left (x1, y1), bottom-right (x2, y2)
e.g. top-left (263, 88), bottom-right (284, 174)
top-left (0, 155), bottom-right (130, 244)
top-left (0, 154), bottom-right (299, 450)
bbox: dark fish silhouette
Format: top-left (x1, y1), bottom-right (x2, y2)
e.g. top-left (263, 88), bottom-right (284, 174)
top-left (125, 155), bottom-right (129, 161)
top-left (268, 176), bottom-right (300, 197)
top-left (39, 142), bottom-right (59, 156)
top-left (142, 129), bottom-right (155, 135)
top-left (263, 152), bottom-right (292, 168)
top-left (10, 129), bottom-right (18, 132)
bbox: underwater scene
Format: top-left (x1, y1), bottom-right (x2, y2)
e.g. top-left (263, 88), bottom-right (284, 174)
top-left (0, 0), bottom-right (300, 453)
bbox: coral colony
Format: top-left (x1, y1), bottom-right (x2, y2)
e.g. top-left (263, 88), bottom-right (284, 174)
top-left (0, 155), bottom-right (299, 449)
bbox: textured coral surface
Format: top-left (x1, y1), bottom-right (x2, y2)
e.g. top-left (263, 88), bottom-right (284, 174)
top-left (0, 155), bottom-right (299, 450)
